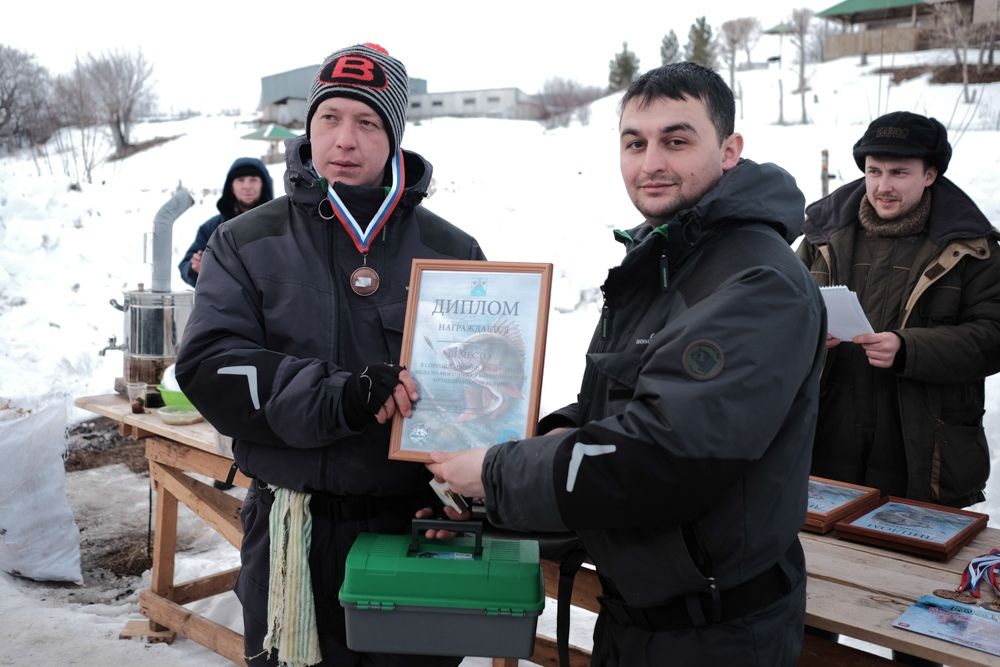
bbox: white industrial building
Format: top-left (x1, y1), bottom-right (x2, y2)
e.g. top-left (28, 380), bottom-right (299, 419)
top-left (258, 67), bottom-right (544, 127)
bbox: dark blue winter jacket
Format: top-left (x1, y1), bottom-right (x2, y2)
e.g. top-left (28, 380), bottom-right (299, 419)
top-left (177, 157), bottom-right (274, 287)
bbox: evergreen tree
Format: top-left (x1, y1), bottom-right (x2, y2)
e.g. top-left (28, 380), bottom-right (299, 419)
top-left (684, 16), bottom-right (717, 70)
top-left (660, 30), bottom-right (680, 66)
top-left (608, 42), bottom-right (640, 92)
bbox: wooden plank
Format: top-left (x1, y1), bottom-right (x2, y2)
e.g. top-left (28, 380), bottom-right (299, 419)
top-left (139, 590), bottom-right (245, 665)
top-left (802, 530), bottom-right (976, 578)
top-left (541, 560), bottom-right (601, 614)
top-left (803, 536), bottom-right (961, 602)
top-left (76, 393), bottom-right (135, 421)
top-left (118, 619), bottom-right (175, 643)
top-left (805, 576), bottom-right (996, 667)
top-left (151, 463), bottom-right (244, 550)
top-left (526, 634), bottom-right (591, 666)
top-left (76, 393), bottom-right (229, 456)
top-left (149, 462), bottom-right (179, 633)
top-left (796, 632), bottom-right (896, 666)
top-left (168, 568), bottom-right (240, 606)
top-left (802, 528), bottom-right (1000, 667)
top-left (126, 413), bottom-right (224, 455)
top-left (150, 462), bottom-right (178, 598)
top-left (146, 438), bottom-right (251, 489)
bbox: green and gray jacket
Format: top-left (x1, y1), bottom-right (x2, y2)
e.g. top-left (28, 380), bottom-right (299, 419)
top-left (798, 176), bottom-right (1000, 506)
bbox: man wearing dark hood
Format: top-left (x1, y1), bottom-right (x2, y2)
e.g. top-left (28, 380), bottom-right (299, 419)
top-left (428, 62), bottom-right (827, 666)
top-left (177, 156), bottom-right (274, 287)
top-left (176, 43), bottom-right (483, 666)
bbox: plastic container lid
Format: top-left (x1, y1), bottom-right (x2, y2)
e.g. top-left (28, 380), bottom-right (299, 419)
top-left (157, 405), bottom-right (204, 425)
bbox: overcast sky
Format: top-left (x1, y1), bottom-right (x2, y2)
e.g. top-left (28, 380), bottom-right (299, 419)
top-left (5, 0), bottom-right (829, 115)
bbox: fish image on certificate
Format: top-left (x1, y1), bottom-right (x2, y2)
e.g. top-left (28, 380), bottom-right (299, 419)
top-left (389, 261), bottom-right (552, 462)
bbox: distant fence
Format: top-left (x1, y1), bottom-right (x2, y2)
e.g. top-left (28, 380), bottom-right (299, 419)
top-left (823, 27), bottom-right (930, 60)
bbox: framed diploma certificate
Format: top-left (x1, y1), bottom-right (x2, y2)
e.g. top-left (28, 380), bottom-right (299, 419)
top-left (389, 259), bottom-right (553, 462)
top-left (835, 496), bottom-right (988, 561)
top-left (803, 476), bottom-right (880, 534)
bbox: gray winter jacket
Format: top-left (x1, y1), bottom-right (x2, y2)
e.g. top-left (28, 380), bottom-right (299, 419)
top-left (482, 159), bottom-right (827, 607)
top-left (175, 136), bottom-right (484, 496)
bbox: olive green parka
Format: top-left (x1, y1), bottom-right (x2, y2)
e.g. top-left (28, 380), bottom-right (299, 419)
top-left (798, 176), bottom-right (1000, 506)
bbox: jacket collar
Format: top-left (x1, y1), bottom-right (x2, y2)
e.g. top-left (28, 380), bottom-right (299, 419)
top-left (804, 176), bottom-right (997, 247)
top-left (280, 135), bottom-right (432, 214)
top-left (616, 158), bottom-right (806, 251)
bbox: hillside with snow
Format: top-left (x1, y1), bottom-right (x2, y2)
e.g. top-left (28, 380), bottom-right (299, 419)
top-left (0, 49), bottom-right (998, 664)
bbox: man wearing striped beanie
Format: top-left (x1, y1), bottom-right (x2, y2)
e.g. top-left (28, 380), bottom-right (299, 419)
top-left (176, 42), bottom-right (484, 667)
top-left (306, 43), bottom-right (408, 157)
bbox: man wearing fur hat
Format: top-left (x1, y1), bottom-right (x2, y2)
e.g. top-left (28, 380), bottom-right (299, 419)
top-left (178, 156), bottom-right (274, 287)
top-left (798, 111), bottom-right (1000, 510)
top-left (176, 43), bottom-right (483, 666)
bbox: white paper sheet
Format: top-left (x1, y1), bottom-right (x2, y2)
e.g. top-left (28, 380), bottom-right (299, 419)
top-left (820, 285), bottom-right (874, 340)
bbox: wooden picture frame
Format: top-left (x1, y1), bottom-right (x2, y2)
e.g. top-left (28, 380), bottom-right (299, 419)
top-left (388, 259), bottom-right (553, 462)
top-left (803, 476), bottom-right (881, 534)
top-left (834, 496), bottom-right (989, 561)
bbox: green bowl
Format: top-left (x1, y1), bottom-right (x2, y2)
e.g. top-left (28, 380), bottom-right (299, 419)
top-left (157, 386), bottom-right (195, 410)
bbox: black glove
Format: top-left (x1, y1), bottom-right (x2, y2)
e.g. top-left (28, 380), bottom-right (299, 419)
top-left (341, 363), bottom-right (405, 430)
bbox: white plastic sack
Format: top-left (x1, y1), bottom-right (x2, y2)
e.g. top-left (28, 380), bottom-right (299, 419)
top-left (0, 397), bottom-right (83, 584)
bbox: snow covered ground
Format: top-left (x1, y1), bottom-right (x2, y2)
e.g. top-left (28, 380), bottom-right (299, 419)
top-left (1, 49), bottom-right (999, 664)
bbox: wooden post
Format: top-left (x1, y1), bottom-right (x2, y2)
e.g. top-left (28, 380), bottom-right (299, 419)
top-left (821, 149), bottom-right (830, 197)
top-left (778, 78), bottom-right (785, 125)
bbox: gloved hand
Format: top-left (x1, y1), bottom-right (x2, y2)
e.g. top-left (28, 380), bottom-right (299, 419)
top-left (341, 363), bottom-right (407, 430)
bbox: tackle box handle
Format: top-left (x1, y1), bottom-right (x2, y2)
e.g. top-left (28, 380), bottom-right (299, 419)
top-left (410, 519), bottom-right (483, 557)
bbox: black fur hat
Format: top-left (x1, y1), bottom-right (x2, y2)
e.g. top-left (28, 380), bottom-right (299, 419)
top-left (852, 111), bottom-right (952, 174)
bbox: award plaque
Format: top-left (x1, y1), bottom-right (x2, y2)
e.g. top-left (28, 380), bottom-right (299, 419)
top-left (835, 496), bottom-right (989, 561)
top-left (803, 476), bottom-right (881, 534)
top-left (388, 259), bottom-right (553, 462)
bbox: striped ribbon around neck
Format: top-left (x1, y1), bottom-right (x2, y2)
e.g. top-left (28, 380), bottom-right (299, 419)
top-left (325, 149), bottom-right (405, 254)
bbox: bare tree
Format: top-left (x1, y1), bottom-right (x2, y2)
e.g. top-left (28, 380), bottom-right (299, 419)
top-left (82, 49), bottom-right (154, 155)
top-left (537, 77), bottom-right (604, 128)
top-left (51, 60), bottom-right (105, 185)
top-left (931, 2), bottom-right (977, 104)
top-left (738, 17), bottom-right (762, 65)
top-left (789, 8), bottom-right (815, 124)
top-left (719, 21), bottom-right (742, 91)
top-left (721, 18), bottom-right (762, 72)
top-left (0, 45), bottom-right (55, 150)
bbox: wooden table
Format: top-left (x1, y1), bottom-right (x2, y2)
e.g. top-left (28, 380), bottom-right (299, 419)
top-left (75, 394), bottom-right (532, 666)
top-left (75, 394), bottom-right (251, 665)
top-left (532, 527), bottom-right (1000, 667)
top-left (74, 394), bottom-right (1000, 666)
top-left (801, 527), bottom-right (1000, 666)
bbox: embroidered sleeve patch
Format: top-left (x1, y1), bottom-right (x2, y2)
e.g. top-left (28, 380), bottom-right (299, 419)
top-left (682, 340), bottom-right (724, 380)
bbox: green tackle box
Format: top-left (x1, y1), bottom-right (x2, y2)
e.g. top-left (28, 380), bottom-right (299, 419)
top-left (339, 520), bottom-right (544, 658)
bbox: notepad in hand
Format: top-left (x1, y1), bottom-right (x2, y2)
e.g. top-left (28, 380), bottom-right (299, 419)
top-left (820, 285), bottom-right (874, 341)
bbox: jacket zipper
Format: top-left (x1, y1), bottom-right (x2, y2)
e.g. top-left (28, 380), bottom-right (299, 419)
top-left (599, 285), bottom-right (613, 344)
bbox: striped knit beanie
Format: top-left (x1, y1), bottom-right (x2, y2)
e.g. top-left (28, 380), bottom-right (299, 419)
top-left (306, 43), bottom-right (408, 154)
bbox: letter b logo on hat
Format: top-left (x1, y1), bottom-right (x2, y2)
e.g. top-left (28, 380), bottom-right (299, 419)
top-left (306, 43), bottom-right (409, 151)
top-left (321, 56), bottom-right (387, 89)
